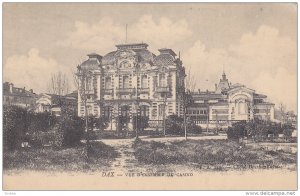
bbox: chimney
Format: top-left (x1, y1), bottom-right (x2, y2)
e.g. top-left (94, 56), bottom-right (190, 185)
top-left (198, 89), bottom-right (200, 94)
top-left (87, 53), bottom-right (102, 62)
top-left (158, 48), bottom-right (177, 57)
top-left (215, 84), bottom-right (217, 91)
top-left (29, 89), bottom-right (33, 93)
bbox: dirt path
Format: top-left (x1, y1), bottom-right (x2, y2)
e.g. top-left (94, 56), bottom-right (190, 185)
top-left (100, 135), bottom-right (227, 173)
top-left (101, 139), bottom-right (139, 173)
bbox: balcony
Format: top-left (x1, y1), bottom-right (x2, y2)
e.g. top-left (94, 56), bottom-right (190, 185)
top-left (85, 89), bottom-right (94, 95)
top-left (103, 89), bottom-right (113, 95)
top-left (155, 86), bottom-right (170, 94)
top-left (137, 88), bottom-right (150, 94)
top-left (116, 88), bottom-right (135, 95)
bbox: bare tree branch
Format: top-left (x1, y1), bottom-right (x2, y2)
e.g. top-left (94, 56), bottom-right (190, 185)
top-left (47, 71), bottom-right (70, 96)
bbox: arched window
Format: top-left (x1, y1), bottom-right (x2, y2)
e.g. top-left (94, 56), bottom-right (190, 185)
top-left (105, 77), bottom-right (111, 89)
top-left (140, 105), bottom-right (149, 117)
top-left (141, 75), bottom-right (148, 88)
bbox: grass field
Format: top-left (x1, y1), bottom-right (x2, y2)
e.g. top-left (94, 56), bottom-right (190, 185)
top-left (132, 139), bottom-right (297, 170)
top-left (3, 141), bottom-right (120, 173)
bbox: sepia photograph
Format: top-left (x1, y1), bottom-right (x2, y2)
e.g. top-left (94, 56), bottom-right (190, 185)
top-left (2, 2), bottom-right (298, 191)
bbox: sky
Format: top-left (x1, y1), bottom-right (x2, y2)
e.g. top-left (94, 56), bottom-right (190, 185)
top-left (3, 3), bottom-right (297, 111)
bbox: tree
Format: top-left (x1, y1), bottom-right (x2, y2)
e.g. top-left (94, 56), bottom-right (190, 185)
top-left (278, 103), bottom-right (287, 124)
top-left (47, 71), bottom-right (70, 96)
top-left (181, 90), bottom-right (194, 140)
top-left (74, 66), bottom-right (95, 161)
top-left (185, 65), bottom-right (197, 92)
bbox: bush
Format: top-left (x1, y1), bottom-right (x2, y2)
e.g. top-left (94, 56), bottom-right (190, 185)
top-left (3, 105), bottom-right (59, 150)
top-left (227, 121), bottom-right (247, 140)
top-left (165, 115), bottom-right (202, 135)
top-left (115, 116), bottom-right (130, 133)
top-left (132, 116), bottom-right (149, 132)
top-left (227, 119), bottom-right (284, 141)
top-left (3, 106), bottom-right (28, 150)
top-left (55, 107), bottom-right (85, 147)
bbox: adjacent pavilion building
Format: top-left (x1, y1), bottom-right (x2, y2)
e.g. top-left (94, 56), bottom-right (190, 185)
top-left (187, 72), bottom-right (275, 129)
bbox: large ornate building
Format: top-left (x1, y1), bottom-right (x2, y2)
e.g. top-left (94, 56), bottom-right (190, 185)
top-left (187, 72), bottom-right (275, 128)
top-left (76, 43), bottom-right (186, 131)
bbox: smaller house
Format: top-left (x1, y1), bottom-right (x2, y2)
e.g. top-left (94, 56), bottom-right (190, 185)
top-left (3, 82), bottom-right (38, 109)
top-left (35, 93), bottom-right (77, 116)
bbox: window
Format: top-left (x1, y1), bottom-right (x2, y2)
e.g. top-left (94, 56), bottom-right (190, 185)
top-left (159, 73), bottom-right (167, 87)
top-left (238, 101), bottom-right (247, 114)
top-left (123, 75), bottom-right (130, 88)
top-left (158, 104), bottom-right (165, 117)
top-left (86, 77), bottom-right (93, 91)
top-left (141, 75), bottom-right (148, 88)
top-left (121, 106), bottom-right (129, 117)
top-left (105, 77), bottom-right (112, 89)
top-left (140, 105), bottom-right (149, 117)
top-left (103, 106), bottom-right (111, 118)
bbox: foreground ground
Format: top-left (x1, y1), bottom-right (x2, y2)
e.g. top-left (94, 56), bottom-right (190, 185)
top-left (3, 135), bottom-right (297, 190)
top-left (4, 135), bottom-right (297, 174)
top-left (3, 142), bottom-right (119, 173)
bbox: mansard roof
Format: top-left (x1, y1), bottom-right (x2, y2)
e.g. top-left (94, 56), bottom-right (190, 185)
top-left (80, 54), bottom-right (101, 70)
top-left (102, 51), bottom-right (117, 65)
top-left (101, 46), bottom-right (156, 66)
top-left (135, 49), bottom-right (156, 63)
top-left (153, 53), bottom-right (176, 67)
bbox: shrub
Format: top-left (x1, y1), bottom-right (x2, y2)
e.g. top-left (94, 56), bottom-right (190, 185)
top-left (227, 119), bottom-right (284, 141)
top-left (55, 107), bottom-right (85, 147)
top-left (3, 106), bottom-right (32, 150)
top-left (132, 115), bottom-right (149, 133)
top-left (165, 115), bottom-right (202, 135)
top-left (115, 116), bottom-right (130, 133)
top-left (227, 121), bottom-right (247, 140)
top-left (166, 115), bottom-right (184, 135)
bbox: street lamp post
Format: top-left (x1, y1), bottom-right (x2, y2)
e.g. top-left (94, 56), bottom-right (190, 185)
top-left (163, 93), bottom-right (167, 137)
top-left (77, 67), bottom-right (93, 163)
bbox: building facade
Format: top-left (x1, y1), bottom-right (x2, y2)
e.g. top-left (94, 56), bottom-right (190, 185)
top-left (187, 72), bottom-right (275, 128)
top-left (76, 43), bottom-right (186, 131)
top-left (3, 82), bottom-right (37, 109)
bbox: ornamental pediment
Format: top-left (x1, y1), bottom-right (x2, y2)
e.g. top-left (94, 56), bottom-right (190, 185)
top-left (228, 86), bottom-right (254, 95)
